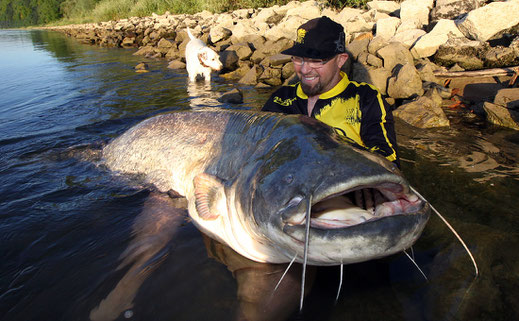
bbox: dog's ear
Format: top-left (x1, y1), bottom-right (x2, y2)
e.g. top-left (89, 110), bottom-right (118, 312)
top-left (198, 51), bottom-right (208, 63)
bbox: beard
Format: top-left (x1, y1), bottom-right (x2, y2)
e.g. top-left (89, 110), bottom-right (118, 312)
top-left (300, 80), bottom-right (323, 97)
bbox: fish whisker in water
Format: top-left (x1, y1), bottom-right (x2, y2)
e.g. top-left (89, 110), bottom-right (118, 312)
top-left (300, 195), bottom-right (312, 312)
top-left (404, 249), bottom-right (428, 282)
top-left (336, 263), bottom-right (344, 303)
top-left (273, 254), bottom-right (298, 293)
top-left (410, 186), bottom-right (479, 277)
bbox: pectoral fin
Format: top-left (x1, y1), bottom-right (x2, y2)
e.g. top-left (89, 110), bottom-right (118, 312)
top-left (194, 173), bottom-right (226, 220)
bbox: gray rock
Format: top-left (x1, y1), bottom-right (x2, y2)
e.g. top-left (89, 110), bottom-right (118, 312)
top-left (433, 37), bottom-right (486, 70)
top-left (377, 42), bottom-right (414, 72)
top-left (209, 26), bottom-right (232, 43)
top-left (217, 88), bottom-right (244, 104)
top-left (394, 96), bottom-right (450, 128)
top-left (387, 63), bottom-right (424, 99)
top-left (167, 60), bottom-right (186, 69)
top-left (430, 0), bottom-right (484, 22)
top-left (494, 88), bottom-right (519, 110)
top-left (259, 67), bottom-right (283, 86)
top-left (226, 43), bottom-right (253, 61)
top-left (483, 102), bottom-right (519, 130)
top-left (219, 50), bottom-right (239, 71)
top-left (484, 46), bottom-right (518, 68)
top-left (366, 1), bottom-right (400, 15)
top-left (347, 38), bottom-right (370, 60)
top-left (456, 1), bottom-right (519, 42)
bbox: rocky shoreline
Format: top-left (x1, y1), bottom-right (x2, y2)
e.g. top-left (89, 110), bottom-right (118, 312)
top-left (47, 0), bottom-right (519, 130)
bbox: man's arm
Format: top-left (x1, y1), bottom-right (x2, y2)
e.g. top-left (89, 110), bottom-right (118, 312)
top-left (358, 86), bottom-right (400, 168)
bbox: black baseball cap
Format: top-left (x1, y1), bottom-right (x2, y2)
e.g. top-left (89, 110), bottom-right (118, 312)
top-left (281, 16), bottom-right (346, 59)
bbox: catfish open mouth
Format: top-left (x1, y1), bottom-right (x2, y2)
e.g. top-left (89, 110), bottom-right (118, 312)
top-left (283, 182), bottom-right (425, 230)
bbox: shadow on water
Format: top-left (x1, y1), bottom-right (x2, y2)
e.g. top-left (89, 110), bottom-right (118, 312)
top-left (1, 29), bottom-right (519, 321)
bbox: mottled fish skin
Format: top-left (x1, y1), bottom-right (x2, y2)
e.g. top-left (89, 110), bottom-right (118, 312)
top-left (103, 108), bottom-right (430, 266)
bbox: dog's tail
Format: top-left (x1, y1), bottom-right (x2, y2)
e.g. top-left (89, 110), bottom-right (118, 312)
top-left (186, 27), bottom-right (195, 40)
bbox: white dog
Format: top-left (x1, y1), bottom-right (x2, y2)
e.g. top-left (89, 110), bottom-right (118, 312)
top-left (185, 28), bottom-right (223, 82)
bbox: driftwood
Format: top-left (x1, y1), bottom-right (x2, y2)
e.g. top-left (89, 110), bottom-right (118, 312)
top-left (433, 66), bottom-right (519, 78)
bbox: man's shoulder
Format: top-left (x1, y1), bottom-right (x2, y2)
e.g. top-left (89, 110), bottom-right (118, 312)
top-left (345, 79), bottom-right (382, 96)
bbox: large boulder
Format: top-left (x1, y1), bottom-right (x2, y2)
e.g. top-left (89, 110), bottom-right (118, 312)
top-left (411, 19), bottom-right (465, 58)
top-left (430, 0), bottom-right (485, 22)
top-left (375, 17), bottom-right (401, 40)
top-left (483, 102), bottom-right (519, 130)
top-left (394, 96), bottom-right (450, 128)
top-left (399, 0), bottom-right (434, 29)
top-left (433, 37), bottom-right (486, 70)
top-left (209, 26), bottom-right (232, 43)
top-left (285, 0), bottom-right (323, 20)
top-left (377, 42), bottom-right (414, 72)
top-left (456, 1), bottom-right (519, 42)
top-left (366, 1), bottom-right (400, 15)
top-left (390, 28), bottom-right (426, 49)
top-left (387, 63), bottom-right (424, 99)
top-left (494, 88), bottom-right (519, 110)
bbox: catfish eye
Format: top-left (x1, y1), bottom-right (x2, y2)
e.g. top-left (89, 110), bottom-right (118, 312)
top-left (283, 174), bottom-right (294, 184)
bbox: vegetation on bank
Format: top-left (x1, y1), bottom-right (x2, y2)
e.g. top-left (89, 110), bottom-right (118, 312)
top-left (0, 0), bottom-right (368, 28)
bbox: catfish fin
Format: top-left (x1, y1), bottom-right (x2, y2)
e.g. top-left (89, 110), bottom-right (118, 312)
top-left (194, 173), bottom-right (226, 220)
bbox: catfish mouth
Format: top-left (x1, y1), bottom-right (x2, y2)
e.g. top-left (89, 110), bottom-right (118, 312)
top-left (282, 182), bottom-right (425, 231)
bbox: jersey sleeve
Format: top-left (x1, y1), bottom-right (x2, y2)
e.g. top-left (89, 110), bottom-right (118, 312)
top-left (358, 86), bottom-right (400, 168)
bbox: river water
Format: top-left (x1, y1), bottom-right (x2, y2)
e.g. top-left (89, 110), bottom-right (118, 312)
top-left (1, 29), bottom-right (518, 321)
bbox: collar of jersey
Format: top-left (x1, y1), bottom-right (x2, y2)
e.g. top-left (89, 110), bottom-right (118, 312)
top-left (296, 72), bottom-right (350, 100)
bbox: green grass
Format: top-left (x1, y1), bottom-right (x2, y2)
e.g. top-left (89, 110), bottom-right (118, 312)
top-left (63, 0), bottom-right (369, 24)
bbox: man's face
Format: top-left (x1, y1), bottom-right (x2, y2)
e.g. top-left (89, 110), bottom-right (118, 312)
top-left (293, 53), bottom-right (348, 97)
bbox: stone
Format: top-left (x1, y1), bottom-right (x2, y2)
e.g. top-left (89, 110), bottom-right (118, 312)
top-left (483, 102), bottom-right (519, 130)
top-left (259, 67), bottom-right (283, 86)
top-left (431, 0), bottom-right (485, 22)
top-left (367, 36), bottom-right (388, 55)
top-left (366, 1), bottom-right (401, 15)
top-left (209, 26), bottom-right (232, 43)
top-left (217, 88), bottom-right (244, 104)
top-left (494, 88), bottom-right (519, 110)
top-left (357, 66), bottom-right (391, 95)
top-left (377, 42), bottom-right (414, 72)
top-left (433, 37), bottom-right (486, 70)
top-left (375, 17), bottom-right (401, 40)
top-left (282, 62), bottom-right (295, 80)
top-left (134, 62), bottom-right (149, 72)
top-left (366, 53), bottom-right (383, 68)
top-left (399, 0), bottom-right (433, 29)
top-left (219, 50), bottom-right (239, 71)
top-left (387, 63), bottom-right (424, 99)
top-left (410, 19), bottom-right (464, 58)
top-left (167, 60), bottom-right (186, 69)
top-left (226, 43), bottom-right (253, 61)
top-left (336, 7), bottom-right (364, 23)
top-left (285, 0), bottom-right (322, 20)
top-left (415, 62), bottom-right (440, 84)
top-left (484, 47), bottom-right (518, 69)
top-left (264, 15), bottom-right (306, 40)
top-left (347, 38), bottom-right (370, 60)
top-left (340, 15), bottom-right (374, 35)
top-left (393, 96), bottom-right (450, 128)
top-left (456, 1), bottom-right (519, 42)
top-left (265, 53), bottom-right (291, 67)
top-left (390, 29), bottom-right (426, 49)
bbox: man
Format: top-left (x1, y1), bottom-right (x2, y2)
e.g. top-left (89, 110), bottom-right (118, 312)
top-left (262, 16), bottom-right (400, 168)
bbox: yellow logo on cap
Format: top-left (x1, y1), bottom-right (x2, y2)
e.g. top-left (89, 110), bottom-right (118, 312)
top-left (296, 28), bottom-right (306, 44)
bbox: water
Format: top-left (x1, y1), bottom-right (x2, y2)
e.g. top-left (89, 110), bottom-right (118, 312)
top-left (1, 29), bottom-right (518, 321)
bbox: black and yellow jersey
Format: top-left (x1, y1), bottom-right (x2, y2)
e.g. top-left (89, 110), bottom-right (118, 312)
top-left (262, 72), bottom-right (400, 167)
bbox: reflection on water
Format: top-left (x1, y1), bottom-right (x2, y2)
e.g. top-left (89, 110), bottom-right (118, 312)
top-left (1, 29), bottom-right (519, 321)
